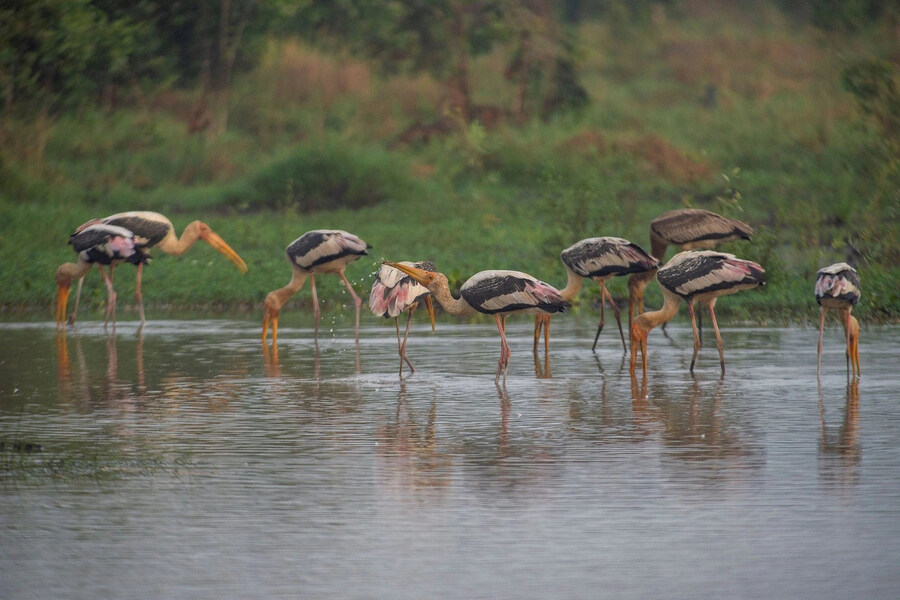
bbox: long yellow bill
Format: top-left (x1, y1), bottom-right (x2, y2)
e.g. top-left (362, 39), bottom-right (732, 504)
top-left (382, 260), bottom-right (431, 285)
top-left (56, 284), bottom-right (70, 327)
top-left (203, 230), bottom-right (249, 273)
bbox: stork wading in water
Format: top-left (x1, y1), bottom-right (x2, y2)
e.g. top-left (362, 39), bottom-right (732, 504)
top-left (63, 211), bottom-right (248, 326)
top-left (369, 261), bottom-right (437, 377)
top-left (815, 263), bottom-right (861, 378)
top-left (383, 261), bottom-right (569, 382)
top-left (263, 230), bottom-right (371, 345)
top-left (56, 223), bottom-right (151, 328)
top-left (533, 237), bottom-right (658, 357)
top-left (628, 209), bottom-right (754, 331)
top-left (630, 250), bottom-right (766, 377)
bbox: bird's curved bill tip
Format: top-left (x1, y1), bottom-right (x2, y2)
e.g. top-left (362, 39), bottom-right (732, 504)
top-left (205, 231), bottom-right (248, 273)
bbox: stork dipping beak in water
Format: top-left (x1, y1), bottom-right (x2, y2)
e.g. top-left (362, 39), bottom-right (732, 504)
top-left (383, 260), bottom-right (569, 382)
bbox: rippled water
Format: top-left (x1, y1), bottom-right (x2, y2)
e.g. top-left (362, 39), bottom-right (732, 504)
top-left (1, 317), bottom-right (899, 599)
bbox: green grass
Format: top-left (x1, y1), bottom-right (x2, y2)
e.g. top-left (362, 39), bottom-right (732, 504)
top-left (1, 9), bottom-right (898, 324)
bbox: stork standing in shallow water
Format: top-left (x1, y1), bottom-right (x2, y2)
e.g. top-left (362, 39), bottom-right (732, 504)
top-left (263, 230), bottom-right (371, 344)
top-left (629, 209), bottom-right (754, 331)
top-left (383, 261), bottom-right (569, 382)
top-left (533, 237), bottom-right (658, 357)
top-left (56, 223), bottom-right (150, 328)
top-left (369, 261), bottom-right (437, 377)
top-left (630, 250), bottom-right (766, 377)
top-left (64, 211), bottom-right (247, 326)
top-left (815, 263), bottom-right (860, 378)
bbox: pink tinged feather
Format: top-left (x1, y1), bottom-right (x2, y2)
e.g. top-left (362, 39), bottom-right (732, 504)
top-left (107, 235), bottom-right (136, 258)
top-left (524, 280), bottom-right (564, 303)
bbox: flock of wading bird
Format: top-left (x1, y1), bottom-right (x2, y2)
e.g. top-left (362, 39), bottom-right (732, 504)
top-left (55, 209), bottom-right (862, 382)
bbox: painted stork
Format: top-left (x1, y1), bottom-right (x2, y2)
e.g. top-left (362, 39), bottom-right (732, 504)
top-left (628, 209), bottom-right (754, 330)
top-left (630, 250), bottom-right (766, 377)
top-left (262, 230), bottom-right (371, 344)
top-left (533, 237), bottom-right (658, 357)
top-left (64, 211), bottom-right (248, 325)
top-left (383, 260), bottom-right (569, 381)
top-left (815, 263), bottom-right (861, 378)
top-left (56, 222), bottom-right (151, 328)
top-left (369, 261), bottom-right (437, 377)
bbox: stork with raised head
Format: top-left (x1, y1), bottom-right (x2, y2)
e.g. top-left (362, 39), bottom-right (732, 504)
top-left (534, 237), bottom-right (658, 357)
top-left (383, 261), bottom-right (569, 382)
top-left (815, 263), bottom-right (861, 378)
top-left (369, 261), bottom-right (437, 377)
top-left (56, 223), bottom-right (151, 328)
top-left (630, 250), bottom-right (766, 377)
top-left (263, 230), bottom-right (371, 344)
top-left (629, 208), bottom-right (754, 328)
top-left (65, 211), bottom-right (248, 325)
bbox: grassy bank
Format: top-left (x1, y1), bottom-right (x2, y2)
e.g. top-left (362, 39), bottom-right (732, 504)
top-left (1, 7), bottom-right (898, 324)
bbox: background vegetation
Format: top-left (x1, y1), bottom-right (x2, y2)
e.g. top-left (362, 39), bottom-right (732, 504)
top-left (1, 0), bottom-right (898, 324)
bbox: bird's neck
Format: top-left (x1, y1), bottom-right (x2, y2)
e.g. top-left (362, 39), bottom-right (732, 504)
top-left (268, 268), bottom-right (309, 311)
top-left (628, 269), bottom-right (655, 293)
top-left (650, 233), bottom-right (668, 262)
top-left (430, 281), bottom-right (474, 316)
top-left (635, 287), bottom-right (682, 332)
top-left (559, 268), bottom-right (584, 302)
top-left (157, 221), bottom-right (202, 255)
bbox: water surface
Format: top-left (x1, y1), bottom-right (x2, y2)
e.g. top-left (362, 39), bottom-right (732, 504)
top-left (1, 318), bottom-right (898, 599)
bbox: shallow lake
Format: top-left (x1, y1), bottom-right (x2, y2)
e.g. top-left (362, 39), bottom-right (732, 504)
top-left (1, 316), bottom-right (898, 599)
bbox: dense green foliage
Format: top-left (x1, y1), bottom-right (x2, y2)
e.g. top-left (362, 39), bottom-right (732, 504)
top-left (1, 2), bottom-right (898, 325)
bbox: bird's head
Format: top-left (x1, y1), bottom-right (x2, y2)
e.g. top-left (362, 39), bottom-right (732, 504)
top-left (382, 260), bottom-right (442, 289)
top-left (263, 291), bottom-right (282, 319)
top-left (195, 222), bottom-right (249, 274)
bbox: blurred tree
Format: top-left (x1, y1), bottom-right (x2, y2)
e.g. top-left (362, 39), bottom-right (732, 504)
top-left (286, 0), bottom-right (586, 123)
top-left (504, 2), bottom-right (587, 121)
top-left (1, 0), bottom-right (272, 136)
top-left (0, 0), bottom-right (150, 112)
top-left (842, 58), bottom-right (900, 150)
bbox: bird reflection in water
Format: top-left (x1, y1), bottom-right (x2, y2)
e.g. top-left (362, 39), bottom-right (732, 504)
top-left (533, 351), bottom-right (551, 379)
top-left (55, 329), bottom-right (147, 409)
top-left (375, 383), bottom-right (450, 491)
top-left (56, 331), bottom-right (76, 403)
top-left (496, 382), bottom-right (512, 457)
top-left (262, 342), bottom-right (282, 378)
top-left (818, 377), bottom-right (861, 488)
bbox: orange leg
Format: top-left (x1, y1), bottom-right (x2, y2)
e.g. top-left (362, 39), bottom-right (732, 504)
top-left (850, 330), bottom-right (860, 378)
top-left (310, 275), bottom-right (320, 337)
top-left (99, 265), bottom-right (117, 329)
top-left (602, 283), bottom-right (626, 352)
top-left (494, 314), bottom-right (511, 382)
top-left (338, 271), bottom-right (363, 344)
top-left (688, 302), bottom-right (701, 373)
top-left (397, 307), bottom-right (417, 376)
top-left (816, 307), bottom-right (827, 376)
top-left (707, 302), bottom-right (726, 374)
top-left (67, 275), bottom-right (86, 326)
top-left (533, 313), bottom-right (551, 358)
top-left (591, 287), bottom-right (606, 352)
top-left (543, 313), bottom-right (550, 358)
top-left (135, 262), bottom-right (146, 326)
